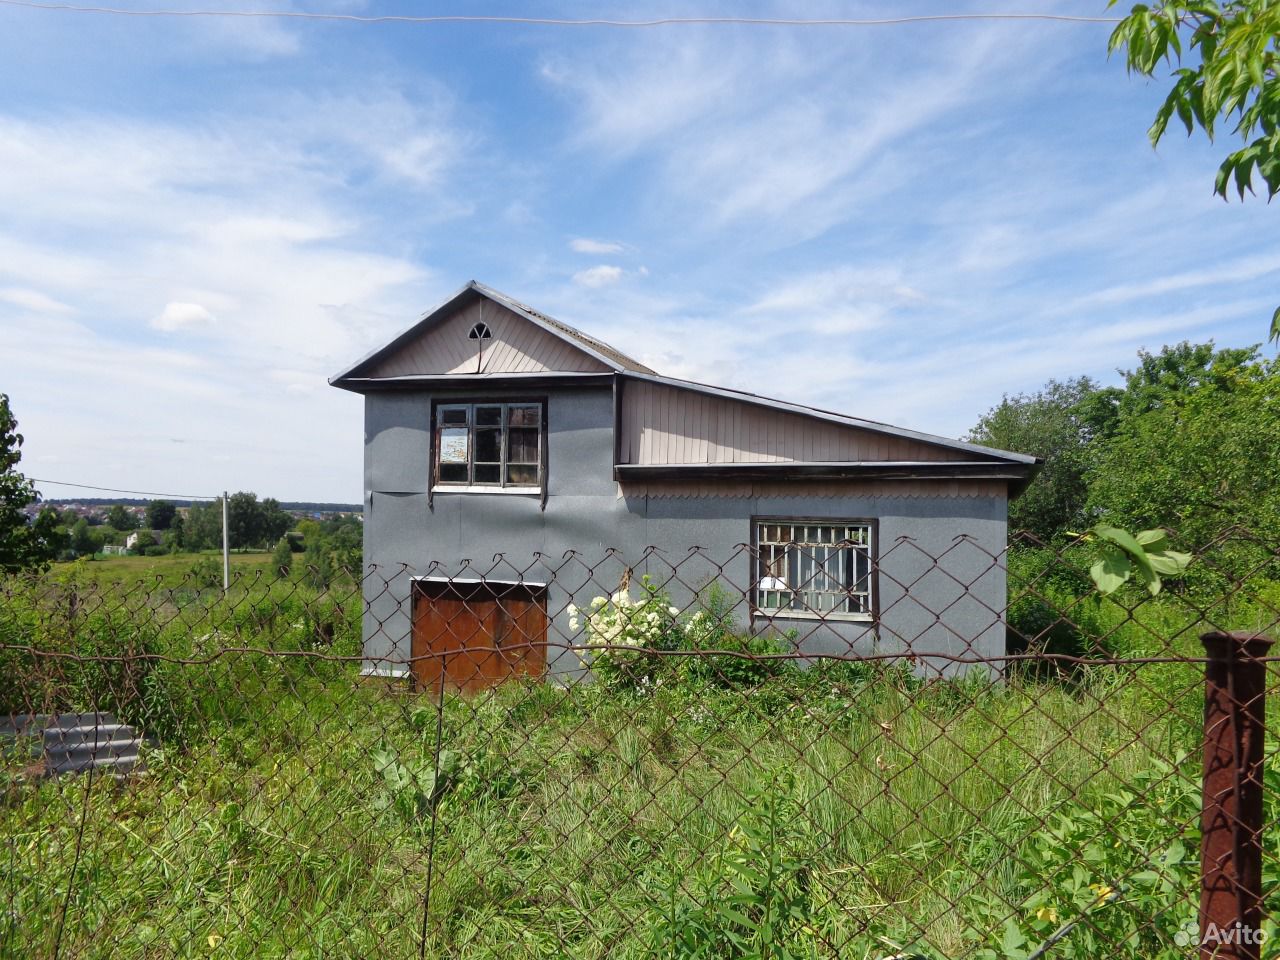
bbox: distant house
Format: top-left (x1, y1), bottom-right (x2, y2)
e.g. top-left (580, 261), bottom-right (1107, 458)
top-left (330, 281), bottom-right (1040, 687)
top-left (124, 530), bottom-right (162, 550)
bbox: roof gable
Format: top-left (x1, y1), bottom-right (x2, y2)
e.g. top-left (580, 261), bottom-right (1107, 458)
top-left (331, 282), bottom-right (652, 385)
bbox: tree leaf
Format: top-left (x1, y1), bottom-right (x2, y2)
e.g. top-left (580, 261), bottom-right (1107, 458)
top-left (1147, 548), bottom-right (1193, 576)
top-left (1134, 528), bottom-right (1169, 549)
top-left (1091, 547), bottom-right (1132, 595)
top-left (1092, 524), bottom-right (1159, 585)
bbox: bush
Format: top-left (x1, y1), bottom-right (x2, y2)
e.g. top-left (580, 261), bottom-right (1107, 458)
top-left (188, 556), bottom-right (222, 589)
top-left (569, 577), bottom-right (798, 691)
top-left (569, 576), bottom-right (683, 689)
top-left (271, 537), bottom-right (292, 574)
top-left (1006, 546), bottom-right (1106, 662)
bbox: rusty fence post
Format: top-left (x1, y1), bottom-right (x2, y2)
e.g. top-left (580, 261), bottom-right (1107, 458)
top-left (1199, 631), bottom-right (1274, 960)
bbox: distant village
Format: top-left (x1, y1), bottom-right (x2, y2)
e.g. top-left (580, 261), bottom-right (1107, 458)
top-left (23, 496), bottom-right (362, 561)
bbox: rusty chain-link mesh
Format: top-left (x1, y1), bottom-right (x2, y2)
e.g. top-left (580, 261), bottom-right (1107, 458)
top-left (3, 527), bottom-right (1279, 959)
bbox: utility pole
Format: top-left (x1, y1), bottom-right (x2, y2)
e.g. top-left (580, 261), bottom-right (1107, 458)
top-left (221, 491), bottom-right (230, 593)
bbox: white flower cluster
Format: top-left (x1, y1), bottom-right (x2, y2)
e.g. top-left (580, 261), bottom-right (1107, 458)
top-left (566, 589), bottom-right (678, 653)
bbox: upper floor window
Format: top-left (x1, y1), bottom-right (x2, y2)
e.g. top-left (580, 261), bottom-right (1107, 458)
top-left (755, 521), bottom-right (873, 617)
top-left (435, 402), bottom-right (543, 488)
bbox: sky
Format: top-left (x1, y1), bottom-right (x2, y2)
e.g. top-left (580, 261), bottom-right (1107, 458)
top-left (1, 1), bottom-right (1277, 504)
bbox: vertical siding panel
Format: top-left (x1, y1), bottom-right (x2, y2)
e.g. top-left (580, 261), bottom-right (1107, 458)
top-left (694, 392), bottom-right (707, 463)
top-left (623, 382), bottom-right (636, 464)
top-left (671, 385), bottom-right (681, 464)
top-left (660, 384), bottom-right (672, 465)
top-left (674, 387), bottom-right (686, 464)
top-left (685, 391), bottom-right (697, 464)
top-left (719, 397), bottom-right (731, 463)
top-left (639, 382), bottom-right (653, 464)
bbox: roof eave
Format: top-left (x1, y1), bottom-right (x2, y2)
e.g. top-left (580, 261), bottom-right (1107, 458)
top-left (614, 461), bottom-right (1038, 483)
top-left (329, 371), bottom-right (617, 393)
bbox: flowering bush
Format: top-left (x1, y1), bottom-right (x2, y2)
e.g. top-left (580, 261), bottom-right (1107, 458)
top-left (568, 578), bottom-right (799, 691)
top-left (568, 576), bottom-right (682, 688)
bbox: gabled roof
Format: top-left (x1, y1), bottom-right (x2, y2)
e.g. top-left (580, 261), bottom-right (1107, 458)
top-left (330, 281), bottom-right (1041, 490)
top-left (329, 280), bottom-right (654, 386)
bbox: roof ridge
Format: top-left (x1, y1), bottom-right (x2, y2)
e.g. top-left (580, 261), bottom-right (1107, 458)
top-left (470, 282), bottom-right (656, 375)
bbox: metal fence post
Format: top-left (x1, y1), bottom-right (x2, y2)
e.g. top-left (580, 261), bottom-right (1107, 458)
top-left (1200, 631), bottom-right (1274, 960)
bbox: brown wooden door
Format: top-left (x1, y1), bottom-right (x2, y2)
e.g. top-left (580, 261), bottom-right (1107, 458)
top-left (411, 581), bottom-right (547, 693)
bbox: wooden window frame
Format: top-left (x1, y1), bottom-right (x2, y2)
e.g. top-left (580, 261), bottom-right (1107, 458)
top-left (430, 397), bottom-right (547, 498)
top-left (750, 517), bottom-right (878, 622)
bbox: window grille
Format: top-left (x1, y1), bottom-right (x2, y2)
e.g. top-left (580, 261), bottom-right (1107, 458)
top-left (755, 522), bottom-right (873, 615)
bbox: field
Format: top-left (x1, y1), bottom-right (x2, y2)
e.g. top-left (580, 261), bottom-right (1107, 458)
top-left (2, 559), bottom-right (1279, 959)
top-left (56, 550), bottom-right (275, 584)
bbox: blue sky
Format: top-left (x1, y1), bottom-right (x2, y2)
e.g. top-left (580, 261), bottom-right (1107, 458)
top-left (1, 1), bottom-right (1277, 503)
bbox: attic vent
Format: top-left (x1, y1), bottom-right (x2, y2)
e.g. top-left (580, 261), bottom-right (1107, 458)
top-left (468, 322), bottom-right (492, 341)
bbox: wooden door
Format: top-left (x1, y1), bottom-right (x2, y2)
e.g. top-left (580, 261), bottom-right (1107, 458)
top-left (411, 580), bottom-right (548, 693)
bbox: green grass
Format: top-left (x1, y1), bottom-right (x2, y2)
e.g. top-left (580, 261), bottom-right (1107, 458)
top-left (2, 571), bottom-right (1277, 959)
top-left (0, 659), bottom-right (1224, 959)
top-left (53, 550), bottom-right (275, 585)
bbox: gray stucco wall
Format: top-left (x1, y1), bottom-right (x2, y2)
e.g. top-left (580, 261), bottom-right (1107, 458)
top-left (361, 386), bottom-right (1008, 680)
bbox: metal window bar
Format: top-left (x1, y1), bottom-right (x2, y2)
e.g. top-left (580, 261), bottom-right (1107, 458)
top-left (756, 522), bottom-right (872, 614)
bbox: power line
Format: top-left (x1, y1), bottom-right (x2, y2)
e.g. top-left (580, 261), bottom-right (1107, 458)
top-left (30, 478), bottom-right (218, 500)
top-left (0, 2), bottom-right (1123, 28)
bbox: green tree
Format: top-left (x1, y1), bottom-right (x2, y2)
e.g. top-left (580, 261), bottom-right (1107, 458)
top-left (185, 500), bottom-right (222, 551)
top-left (168, 515), bottom-right (186, 552)
top-left (1087, 354), bottom-right (1280, 548)
top-left (261, 498), bottom-right (292, 546)
top-left (1115, 340), bottom-right (1259, 419)
top-left (227, 491), bottom-right (265, 550)
top-left (303, 539), bottom-right (333, 589)
top-left (1109, 0), bottom-right (1280, 339)
top-left (70, 517), bottom-right (95, 557)
top-left (0, 393), bottom-right (59, 573)
top-left (146, 499), bottom-right (177, 530)
top-left (968, 377), bottom-right (1117, 542)
top-left (106, 504), bottom-right (138, 531)
top-left (271, 537), bottom-right (293, 574)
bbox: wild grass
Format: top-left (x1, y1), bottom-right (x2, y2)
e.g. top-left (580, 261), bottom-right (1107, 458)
top-left (1, 655), bottom-right (1221, 960)
top-left (1, 568), bottom-right (1277, 959)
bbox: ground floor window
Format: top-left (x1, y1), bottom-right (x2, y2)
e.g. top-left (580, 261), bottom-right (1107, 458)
top-left (755, 521), bottom-right (873, 616)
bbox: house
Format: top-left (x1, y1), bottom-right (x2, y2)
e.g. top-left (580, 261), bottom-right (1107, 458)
top-left (124, 531), bottom-right (159, 550)
top-left (330, 281), bottom-right (1039, 687)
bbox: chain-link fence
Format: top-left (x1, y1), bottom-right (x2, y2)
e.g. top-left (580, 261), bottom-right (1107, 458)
top-left (3, 528), bottom-right (1279, 959)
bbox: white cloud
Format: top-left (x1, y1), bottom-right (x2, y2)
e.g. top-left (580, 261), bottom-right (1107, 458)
top-left (572, 264), bottom-right (625, 288)
top-left (152, 302), bottom-right (216, 332)
top-left (542, 21), bottom-right (1055, 240)
top-left (0, 287), bottom-right (73, 314)
top-left (746, 266), bottom-right (926, 335)
top-left (0, 97), bottom-right (460, 500)
top-left (570, 238), bottom-right (625, 254)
